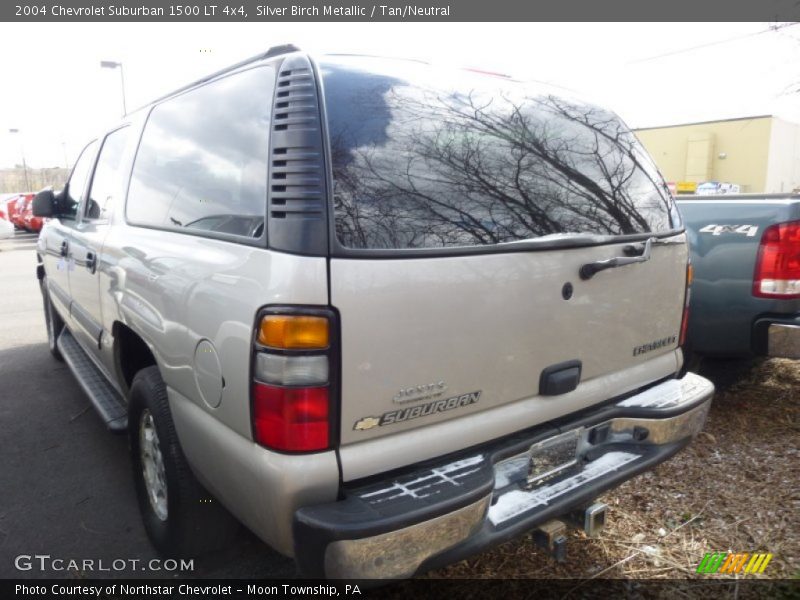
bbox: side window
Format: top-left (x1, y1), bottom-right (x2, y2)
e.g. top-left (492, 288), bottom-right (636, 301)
top-left (85, 127), bottom-right (131, 220)
top-left (126, 66), bottom-right (274, 239)
top-left (63, 141), bottom-right (98, 219)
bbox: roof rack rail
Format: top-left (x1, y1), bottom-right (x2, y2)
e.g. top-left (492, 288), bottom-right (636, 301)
top-left (138, 44), bottom-right (301, 111)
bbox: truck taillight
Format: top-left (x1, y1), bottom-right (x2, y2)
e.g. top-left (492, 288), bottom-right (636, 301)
top-left (753, 221), bottom-right (800, 299)
top-left (252, 384), bottom-right (329, 451)
top-left (251, 309), bottom-right (336, 453)
top-left (679, 261), bottom-right (692, 347)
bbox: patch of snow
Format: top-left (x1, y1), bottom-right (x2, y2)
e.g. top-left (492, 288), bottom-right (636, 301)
top-left (493, 455), bottom-right (528, 489)
top-left (617, 380), bottom-right (683, 408)
top-left (359, 454), bottom-right (484, 503)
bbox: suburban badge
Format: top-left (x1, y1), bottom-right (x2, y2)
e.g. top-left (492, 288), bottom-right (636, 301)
top-left (354, 390), bottom-right (482, 431)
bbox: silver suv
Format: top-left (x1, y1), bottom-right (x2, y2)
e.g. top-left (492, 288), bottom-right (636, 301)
top-left (33, 46), bottom-right (714, 578)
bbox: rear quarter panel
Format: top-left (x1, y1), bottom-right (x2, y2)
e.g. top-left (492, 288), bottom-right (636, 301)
top-left (98, 224), bottom-right (329, 438)
top-left (97, 224), bottom-right (339, 555)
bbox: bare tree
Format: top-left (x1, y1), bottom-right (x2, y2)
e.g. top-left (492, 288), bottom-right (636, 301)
top-left (330, 84), bottom-right (672, 249)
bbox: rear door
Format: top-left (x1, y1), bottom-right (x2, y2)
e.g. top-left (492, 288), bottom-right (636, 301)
top-left (318, 56), bottom-right (688, 448)
top-left (69, 126), bottom-right (132, 361)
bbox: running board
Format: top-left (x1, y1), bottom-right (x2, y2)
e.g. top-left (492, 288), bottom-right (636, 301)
top-left (57, 328), bottom-right (127, 432)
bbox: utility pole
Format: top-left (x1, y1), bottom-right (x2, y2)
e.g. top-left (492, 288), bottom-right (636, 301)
top-left (100, 60), bottom-right (128, 116)
top-left (8, 128), bottom-right (31, 191)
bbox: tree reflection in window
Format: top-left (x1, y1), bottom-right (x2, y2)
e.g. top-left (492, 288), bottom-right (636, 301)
top-left (321, 57), bottom-right (675, 250)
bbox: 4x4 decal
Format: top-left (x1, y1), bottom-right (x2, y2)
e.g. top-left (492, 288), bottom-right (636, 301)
top-left (699, 224), bottom-right (759, 237)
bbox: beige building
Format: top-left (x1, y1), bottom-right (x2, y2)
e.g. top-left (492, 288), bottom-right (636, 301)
top-left (634, 115), bottom-right (800, 193)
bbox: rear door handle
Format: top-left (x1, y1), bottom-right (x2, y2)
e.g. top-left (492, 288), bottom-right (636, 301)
top-left (59, 240), bottom-right (69, 257)
top-left (85, 251), bottom-right (97, 274)
top-left (579, 237), bottom-right (655, 280)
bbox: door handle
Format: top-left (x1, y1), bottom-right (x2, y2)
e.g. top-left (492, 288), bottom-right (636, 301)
top-left (85, 251), bottom-right (97, 274)
top-left (59, 240), bottom-right (69, 257)
top-left (579, 237), bottom-right (655, 280)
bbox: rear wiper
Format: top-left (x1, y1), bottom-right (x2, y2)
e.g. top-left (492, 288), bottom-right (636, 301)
top-left (579, 236), bottom-right (656, 280)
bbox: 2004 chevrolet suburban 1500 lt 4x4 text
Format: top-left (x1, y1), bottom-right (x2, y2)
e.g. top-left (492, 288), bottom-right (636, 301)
top-left (33, 46), bottom-right (714, 578)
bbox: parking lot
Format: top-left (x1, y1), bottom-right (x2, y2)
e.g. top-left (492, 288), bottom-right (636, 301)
top-left (0, 237), bottom-right (295, 579)
top-left (1, 235), bottom-right (797, 581)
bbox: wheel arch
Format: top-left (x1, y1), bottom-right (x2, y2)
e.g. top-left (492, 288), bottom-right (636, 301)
top-left (113, 321), bottom-right (159, 395)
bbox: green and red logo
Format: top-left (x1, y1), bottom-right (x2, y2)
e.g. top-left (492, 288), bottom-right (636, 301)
top-left (696, 552), bottom-right (773, 575)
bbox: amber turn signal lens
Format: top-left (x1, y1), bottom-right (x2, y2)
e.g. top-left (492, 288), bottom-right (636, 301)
top-left (258, 315), bottom-right (329, 349)
top-left (686, 263), bottom-right (694, 287)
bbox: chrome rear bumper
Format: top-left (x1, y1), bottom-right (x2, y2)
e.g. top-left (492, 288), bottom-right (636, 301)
top-left (295, 372), bottom-right (714, 579)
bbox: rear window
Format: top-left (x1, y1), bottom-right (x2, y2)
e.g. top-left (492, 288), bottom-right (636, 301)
top-left (320, 56), bottom-right (677, 251)
top-left (126, 66), bottom-right (274, 240)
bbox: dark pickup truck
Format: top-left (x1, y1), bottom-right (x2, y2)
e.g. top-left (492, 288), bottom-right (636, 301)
top-left (676, 193), bottom-right (800, 360)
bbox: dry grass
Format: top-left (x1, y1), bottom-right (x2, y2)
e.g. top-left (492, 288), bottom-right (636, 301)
top-left (426, 359), bottom-right (800, 580)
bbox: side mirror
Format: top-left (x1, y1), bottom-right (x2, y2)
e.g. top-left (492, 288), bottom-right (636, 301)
top-left (32, 189), bottom-right (56, 217)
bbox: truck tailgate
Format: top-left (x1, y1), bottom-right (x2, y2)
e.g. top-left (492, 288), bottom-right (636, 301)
top-left (333, 236), bottom-right (687, 455)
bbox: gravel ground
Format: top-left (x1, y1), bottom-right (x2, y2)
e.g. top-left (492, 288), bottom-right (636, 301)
top-left (428, 359), bottom-right (800, 581)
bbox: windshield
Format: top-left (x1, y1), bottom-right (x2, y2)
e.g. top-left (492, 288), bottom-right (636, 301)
top-left (320, 55), bottom-right (678, 251)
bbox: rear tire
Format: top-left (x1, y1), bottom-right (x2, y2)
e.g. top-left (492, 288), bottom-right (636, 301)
top-left (128, 366), bottom-right (239, 557)
top-left (40, 277), bottom-right (64, 362)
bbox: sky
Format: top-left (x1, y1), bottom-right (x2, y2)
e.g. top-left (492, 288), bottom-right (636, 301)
top-left (0, 21), bottom-right (799, 169)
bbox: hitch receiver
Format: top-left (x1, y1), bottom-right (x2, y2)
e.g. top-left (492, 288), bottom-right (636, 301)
top-left (533, 519), bottom-right (568, 562)
top-left (567, 502), bottom-right (609, 538)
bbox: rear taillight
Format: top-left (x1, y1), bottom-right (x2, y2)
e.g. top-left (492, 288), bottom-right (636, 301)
top-left (753, 221), bottom-right (800, 299)
top-left (679, 261), bottom-right (693, 347)
top-left (251, 309), bottom-right (335, 452)
top-left (258, 315), bottom-right (329, 349)
top-left (253, 385), bottom-right (329, 452)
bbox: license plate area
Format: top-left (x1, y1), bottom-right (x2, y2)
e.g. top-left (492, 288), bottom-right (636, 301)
top-left (526, 428), bottom-right (583, 488)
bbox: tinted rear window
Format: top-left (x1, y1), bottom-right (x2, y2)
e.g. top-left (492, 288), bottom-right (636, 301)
top-left (320, 56), bottom-right (677, 250)
top-left (126, 66), bottom-right (274, 240)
